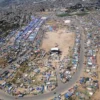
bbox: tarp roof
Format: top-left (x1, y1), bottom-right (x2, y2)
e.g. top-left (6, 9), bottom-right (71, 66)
top-left (51, 48), bottom-right (59, 51)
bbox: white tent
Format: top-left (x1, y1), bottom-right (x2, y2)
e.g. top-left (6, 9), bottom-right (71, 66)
top-left (51, 48), bottom-right (59, 51)
top-left (64, 20), bottom-right (71, 24)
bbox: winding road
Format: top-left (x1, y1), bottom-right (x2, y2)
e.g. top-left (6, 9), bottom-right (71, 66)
top-left (0, 18), bottom-right (85, 100)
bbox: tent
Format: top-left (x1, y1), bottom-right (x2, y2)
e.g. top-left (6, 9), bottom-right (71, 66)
top-left (64, 92), bottom-right (73, 99)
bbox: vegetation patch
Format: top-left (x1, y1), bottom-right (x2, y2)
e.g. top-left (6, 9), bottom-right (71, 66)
top-left (56, 11), bottom-right (89, 17)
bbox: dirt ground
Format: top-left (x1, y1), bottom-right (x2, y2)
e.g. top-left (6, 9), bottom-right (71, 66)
top-left (41, 28), bottom-right (75, 59)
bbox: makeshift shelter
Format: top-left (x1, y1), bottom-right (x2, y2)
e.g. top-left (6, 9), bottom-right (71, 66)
top-left (50, 48), bottom-right (61, 54)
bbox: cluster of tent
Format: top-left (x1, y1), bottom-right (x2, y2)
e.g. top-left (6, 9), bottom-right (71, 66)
top-left (15, 16), bottom-right (47, 42)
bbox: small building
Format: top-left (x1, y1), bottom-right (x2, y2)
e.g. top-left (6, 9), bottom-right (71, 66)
top-left (50, 48), bottom-right (61, 54)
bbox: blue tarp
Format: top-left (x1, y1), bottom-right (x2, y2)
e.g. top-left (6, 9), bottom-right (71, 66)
top-left (16, 17), bottom-right (39, 40)
top-left (65, 92), bottom-right (73, 99)
top-left (41, 85), bottom-right (44, 92)
top-left (15, 16), bottom-right (46, 42)
top-left (49, 26), bottom-right (53, 31)
top-left (28, 19), bottom-right (45, 41)
top-left (36, 87), bottom-right (41, 90)
top-left (64, 93), bottom-right (69, 98)
top-left (0, 38), bottom-right (5, 42)
top-left (80, 77), bottom-right (85, 84)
